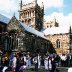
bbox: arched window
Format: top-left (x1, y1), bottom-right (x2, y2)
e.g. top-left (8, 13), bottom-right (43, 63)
top-left (28, 19), bottom-right (32, 25)
top-left (56, 39), bottom-right (60, 48)
top-left (47, 25), bottom-right (49, 28)
top-left (32, 11), bottom-right (34, 16)
top-left (50, 25), bottom-right (52, 28)
top-left (28, 12), bottom-right (29, 17)
top-left (30, 12), bottom-right (31, 17)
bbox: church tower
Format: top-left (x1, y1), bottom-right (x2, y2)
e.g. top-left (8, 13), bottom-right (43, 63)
top-left (19, 0), bottom-right (44, 31)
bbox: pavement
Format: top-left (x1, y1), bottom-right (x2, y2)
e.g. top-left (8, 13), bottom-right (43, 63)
top-left (0, 66), bottom-right (71, 72)
top-left (1, 66), bottom-right (46, 72)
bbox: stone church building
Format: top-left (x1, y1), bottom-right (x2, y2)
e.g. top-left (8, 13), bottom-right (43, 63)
top-left (0, 0), bottom-right (72, 54)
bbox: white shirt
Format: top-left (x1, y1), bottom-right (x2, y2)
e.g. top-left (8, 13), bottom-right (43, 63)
top-left (48, 59), bottom-right (52, 69)
top-left (60, 55), bottom-right (67, 61)
top-left (13, 56), bottom-right (17, 68)
top-left (24, 56), bottom-right (27, 62)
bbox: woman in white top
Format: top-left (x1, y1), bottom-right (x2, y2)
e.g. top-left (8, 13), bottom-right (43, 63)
top-left (44, 55), bottom-right (49, 70)
top-left (38, 54), bottom-right (41, 69)
top-left (12, 54), bottom-right (17, 70)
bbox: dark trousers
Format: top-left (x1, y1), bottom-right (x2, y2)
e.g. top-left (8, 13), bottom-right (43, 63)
top-left (35, 63), bottom-right (38, 72)
top-left (61, 60), bottom-right (66, 67)
top-left (48, 69), bottom-right (52, 72)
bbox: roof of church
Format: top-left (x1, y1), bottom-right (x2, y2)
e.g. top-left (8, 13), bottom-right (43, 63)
top-left (20, 21), bottom-right (48, 40)
top-left (43, 26), bottom-right (70, 35)
top-left (0, 14), bottom-right (47, 40)
top-left (0, 14), bottom-right (70, 38)
top-left (0, 14), bottom-right (10, 24)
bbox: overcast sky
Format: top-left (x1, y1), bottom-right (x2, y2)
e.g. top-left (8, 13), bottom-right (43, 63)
top-left (0, 0), bottom-right (72, 27)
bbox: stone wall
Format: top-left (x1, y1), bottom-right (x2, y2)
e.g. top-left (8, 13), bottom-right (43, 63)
top-left (47, 34), bottom-right (70, 54)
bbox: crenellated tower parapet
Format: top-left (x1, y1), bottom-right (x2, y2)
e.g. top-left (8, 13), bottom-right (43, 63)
top-left (19, 0), bottom-right (44, 31)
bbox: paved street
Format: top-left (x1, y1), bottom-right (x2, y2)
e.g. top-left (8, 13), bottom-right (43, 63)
top-left (4, 66), bottom-right (71, 72)
top-left (1, 66), bottom-right (47, 72)
top-left (0, 66), bottom-right (69, 72)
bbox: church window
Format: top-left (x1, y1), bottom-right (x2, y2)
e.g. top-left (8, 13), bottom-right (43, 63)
top-left (50, 25), bottom-right (52, 28)
top-left (30, 11), bottom-right (31, 17)
top-left (24, 12), bottom-right (27, 18)
top-left (33, 11), bottom-right (34, 16)
top-left (47, 26), bottom-right (49, 28)
top-left (24, 13), bottom-right (25, 17)
top-left (28, 12), bottom-right (29, 17)
top-left (28, 19), bottom-right (32, 25)
top-left (56, 39), bottom-right (60, 48)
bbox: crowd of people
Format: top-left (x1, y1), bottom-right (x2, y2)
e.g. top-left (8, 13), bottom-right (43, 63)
top-left (0, 49), bottom-right (72, 72)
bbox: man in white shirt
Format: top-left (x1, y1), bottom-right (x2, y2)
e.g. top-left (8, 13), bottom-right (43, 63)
top-left (12, 54), bottom-right (17, 71)
top-left (60, 53), bottom-right (67, 67)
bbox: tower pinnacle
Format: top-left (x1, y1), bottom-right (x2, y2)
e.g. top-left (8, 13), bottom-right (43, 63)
top-left (20, 0), bottom-right (22, 10)
top-left (41, 2), bottom-right (44, 9)
top-left (33, 0), bottom-right (37, 5)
